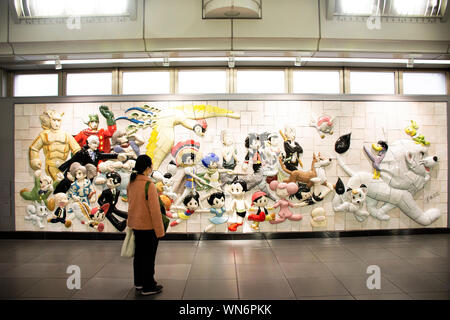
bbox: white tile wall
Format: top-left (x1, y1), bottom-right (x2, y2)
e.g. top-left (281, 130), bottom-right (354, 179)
top-left (14, 101), bottom-right (448, 233)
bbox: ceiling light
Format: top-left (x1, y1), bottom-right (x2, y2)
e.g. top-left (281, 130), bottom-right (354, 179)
top-left (393, 0), bottom-right (428, 16)
top-left (15, 0), bottom-right (131, 18)
top-left (333, 0), bottom-right (447, 18)
top-left (170, 57), bottom-right (229, 62)
top-left (203, 0), bottom-right (262, 19)
top-left (40, 56), bottom-right (450, 66)
top-left (234, 57), bottom-right (296, 62)
top-left (42, 58), bottom-right (164, 65)
top-left (337, 0), bottom-right (375, 15)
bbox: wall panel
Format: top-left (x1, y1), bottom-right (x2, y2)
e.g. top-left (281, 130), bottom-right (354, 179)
top-left (13, 99), bottom-right (448, 233)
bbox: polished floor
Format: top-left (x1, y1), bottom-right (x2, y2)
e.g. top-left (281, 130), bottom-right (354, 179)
top-left (0, 234), bottom-right (449, 300)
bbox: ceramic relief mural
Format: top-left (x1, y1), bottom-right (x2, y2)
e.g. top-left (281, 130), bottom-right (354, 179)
top-left (14, 101), bottom-right (448, 233)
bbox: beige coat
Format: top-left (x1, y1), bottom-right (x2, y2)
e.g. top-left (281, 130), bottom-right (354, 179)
top-left (127, 175), bottom-right (165, 238)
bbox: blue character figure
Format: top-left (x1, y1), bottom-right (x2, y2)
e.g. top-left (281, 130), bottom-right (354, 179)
top-left (203, 192), bottom-right (228, 232)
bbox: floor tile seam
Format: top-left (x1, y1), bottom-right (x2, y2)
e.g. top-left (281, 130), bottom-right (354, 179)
top-left (405, 290), bottom-right (450, 298)
top-left (381, 246), bottom-right (413, 259)
top-left (320, 259), bottom-right (358, 299)
top-left (8, 277), bottom-right (42, 299)
top-left (179, 244), bottom-right (196, 299)
top-left (233, 250), bottom-right (241, 300)
top-left (267, 241), bottom-right (297, 300)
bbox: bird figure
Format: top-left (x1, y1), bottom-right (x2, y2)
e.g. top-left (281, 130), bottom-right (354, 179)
top-left (363, 140), bottom-right (388, 179)
top-left (116, 104), bottom-right (240, 170)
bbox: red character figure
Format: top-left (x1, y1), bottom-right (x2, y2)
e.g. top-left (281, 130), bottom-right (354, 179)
top-left (74, 105), bottom-right (117, 152)
top-left (248, 191), bottom-right (274, 231)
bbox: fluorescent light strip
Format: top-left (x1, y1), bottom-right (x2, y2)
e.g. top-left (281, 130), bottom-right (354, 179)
top-left (42, 57), bottom-right (450, 65)
top-left (170, 57), bottom-right (229, 62)
top-left (43, 58), bottom-right (164, 65)
top-left (235, 57), bottom-right (296, 62)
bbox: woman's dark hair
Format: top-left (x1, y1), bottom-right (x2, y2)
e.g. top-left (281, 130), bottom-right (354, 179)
top-left (130, 154), bottom-right (152, 182)
top-left (183, 192), bottom-right (200, 206)
top-left (207, 192), bottom-right (225, 206)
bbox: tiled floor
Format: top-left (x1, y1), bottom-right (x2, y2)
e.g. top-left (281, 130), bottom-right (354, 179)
top-left (0, 234), bottom-right (449, 300)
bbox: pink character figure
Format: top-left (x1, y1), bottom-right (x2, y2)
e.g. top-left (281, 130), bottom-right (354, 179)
top-left (311, 115), bottom-right (334, 139)
top-left (269, 180), bottom-right (303, 224)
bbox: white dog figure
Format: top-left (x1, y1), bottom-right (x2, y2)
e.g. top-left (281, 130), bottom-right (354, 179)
top-left (332, 184), bottom-right (369, 222)
top-left (337, 139), bottom-right (440, 226)
top-left (25, 200), bottom-right (49, 228)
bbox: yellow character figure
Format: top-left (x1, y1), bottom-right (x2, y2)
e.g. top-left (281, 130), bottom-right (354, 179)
top-left (29, 110), bottom-right (81, 180)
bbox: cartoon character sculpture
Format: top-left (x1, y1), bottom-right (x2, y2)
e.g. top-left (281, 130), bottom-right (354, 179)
top-left (311, 115), bottom-right (335, 139)
top-left (88, 204), bottom-right (107, 232)
top-left (279, 126), bottom-right (303, 171)
top-left (269, 181), bottom-right (303, 225)
top-left (111, 130), bottom-right (145, 160)
top-left (117, 160), bottom-right (136, 202)
top-left (55, 135), bottom-right (125, 194)
top-left (74, 105), bottom-right (117, 152)
top-left (336, 138), bottom-right (440, 225)
top-left (332, 178), bottom-right (369, 222)
top-left (94, 160), bottom-right (123, 186)
top-left (228, 178), bottom-right (250, 232)
top-left (25, 200), bottom-right (49, 229)
top-left (67, 162), bottom-right (97, 226)
top-left (20, 170), bottom-right (61, 210)
top-left (203, 192), bottom-right (228, 232)
top-left (168, 192), bottom-right (201, 227)
top-left (97, 172), bottom-right (128, 232)
top-left (363, 141), bottom-right (388, 179)
top-left (59, 135), bottom-right (126, 171)
top-left (197, 153), bottom-right (231, 200)
top-left (152, 160), bottom-right (178, 202)
top-left (310, 207), bottom-right (327, 228)
top-left (405, 120), bottom-right (430, 146)
top-left (48, 193), bottom-right (72, 228)
top-left (263, 132), bottom-right (282, 183)
top-left (171, 140), bottom-right (211, 207)
top-left (243, 133), bottom-right (265, 173)
top-left (248, 191), bottom-right (274, 231)
top-left (116, 104), bottom-right (241, 170)
top-left (67, 162), bottom-right (97, 205)
top-left (29, 110), bottom-right (81, 181)
top-left (280, 153), bottom-right (333, 190)
top-left (221, 130), bottom-right (238, 170)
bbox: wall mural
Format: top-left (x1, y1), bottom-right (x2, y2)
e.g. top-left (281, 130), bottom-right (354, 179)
top-left (14, 101), bottom-right (448, 233)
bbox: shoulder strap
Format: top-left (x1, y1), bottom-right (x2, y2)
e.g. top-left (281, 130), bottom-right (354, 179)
top-left (145, 181), bottom-right (150, 200)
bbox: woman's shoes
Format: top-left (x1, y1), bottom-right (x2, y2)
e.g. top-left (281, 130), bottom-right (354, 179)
top-left (141, 284), bottom-right (163, 296)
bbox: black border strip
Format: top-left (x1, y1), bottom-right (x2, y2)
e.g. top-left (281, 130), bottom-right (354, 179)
top-left (1, 228), bottom-right (448, 241)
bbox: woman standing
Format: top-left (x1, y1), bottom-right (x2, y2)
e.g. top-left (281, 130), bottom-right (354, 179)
top-left (127, 155), bottom-right (165, 295)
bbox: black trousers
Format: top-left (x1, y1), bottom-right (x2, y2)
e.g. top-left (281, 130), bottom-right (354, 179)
top-left (133, 229), bottom-right (159, 290)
